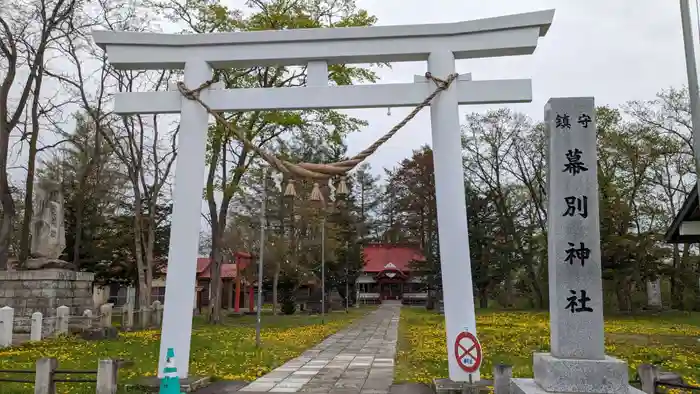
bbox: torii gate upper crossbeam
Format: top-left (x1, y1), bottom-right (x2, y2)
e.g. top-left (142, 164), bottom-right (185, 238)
top-left (92, 10), bottom-right (554, 70)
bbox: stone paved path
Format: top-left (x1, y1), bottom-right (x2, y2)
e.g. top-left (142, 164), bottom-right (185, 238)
top-left (239, 302), bottom-right (401, 393)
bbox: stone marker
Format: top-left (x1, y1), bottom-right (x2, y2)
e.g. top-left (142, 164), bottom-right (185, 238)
top-left (646, 279), bottom-right (662, 308)
top-left (511, 98), bottom-right (643, 394)
top-left (96, 359), bottom-right (118, 394)
top-left (124, 302), bottom-right (134, 329)
top-left (31, 311), bottom-right (43, 341)
top-left (83, 309), bottom-right (93, 329)
top-left (152, 300), bottom-right (163, 326)
top-left (0, 306), bottom-right (14, 347)
top-left (100, 303), bottom-right (113, 328)
top-left (56, 305), bottom-right (69, 334)
top-left (141, 306), bottom-right (151, 328)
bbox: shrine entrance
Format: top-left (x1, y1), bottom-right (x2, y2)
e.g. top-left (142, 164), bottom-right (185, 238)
top-left (380, 282), bottom-right (403, 300)
top-left (376, 265), bottom-right (407, 300)
top-left (93, 8), bottom-right (554, 383)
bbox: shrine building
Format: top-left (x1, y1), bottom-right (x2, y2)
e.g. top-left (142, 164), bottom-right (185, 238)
top-left (356, 243), bottom-right (428, 304)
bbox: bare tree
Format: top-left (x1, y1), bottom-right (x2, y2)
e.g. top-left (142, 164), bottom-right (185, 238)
top-left (99, 70), bottom-right (177, 308)
top-left (43, 0), bottom-right (175, 307)
top-left (462, 109), bottom-right (546, 308)
top-left (0, 0), bottom-right (81, 268)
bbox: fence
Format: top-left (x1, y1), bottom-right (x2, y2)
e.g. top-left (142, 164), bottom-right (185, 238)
top-left (0, 357), bottom-right (129, 394)
top-left (0, 300), bottom-right (165, 347)
top-left (111, 301), bottom-right (164, 330)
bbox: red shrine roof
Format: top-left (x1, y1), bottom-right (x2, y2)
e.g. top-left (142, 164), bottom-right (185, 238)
top-left (197, 252), bottom-right (252, 279)
top-left (362, 244), bottom-right (425, 273)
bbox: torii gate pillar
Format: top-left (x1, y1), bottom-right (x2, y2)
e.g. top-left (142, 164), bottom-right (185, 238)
top-left (428, 50), bottom-right (479, 380)
top-left (156, 60), bottom-right (212, 379)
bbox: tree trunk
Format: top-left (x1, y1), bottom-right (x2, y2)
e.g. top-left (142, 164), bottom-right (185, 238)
top-left (0, 120), bottom-right (15, 269)
top-left (0, 212), bottom-right (14, 269)
top-left (615, 277), bottom-right (628, 313)
top-left (19, 67), bottom-right (45, 264)
top-left (143, 208), bottom-right (156, 304)
top-left (524, 259), bottom-right (545, 308)
top-left (208, 235), bottom-right (223, 324)
top-left (671, 244), bottom-right (680, 308)
top-left (503, 272), bottom-right (514, 308)
top-left (132, 192), bottom-right (150, 309)
top-left (272, 264), bottom-right (280, 315)
top-left (478, 287), bottom-right (488, 309)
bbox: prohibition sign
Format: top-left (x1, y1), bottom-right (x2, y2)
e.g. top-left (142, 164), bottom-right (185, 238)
top-left (454, 331), bottom-right (482, 373)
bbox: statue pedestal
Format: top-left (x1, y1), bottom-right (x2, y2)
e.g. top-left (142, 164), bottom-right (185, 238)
top-left (25, 258), bottom-right (75, 270)
top-left (0, 269), bottom-right (95, 331)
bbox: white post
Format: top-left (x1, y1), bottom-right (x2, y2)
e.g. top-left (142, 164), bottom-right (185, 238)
top-left (0, 306), bottom-right (14, 347)
top-left (255, 167), bottom-right (267, 348)
top-left (428, 50), bottom-right (479, 382)
top-left (158, 59), bottom-right (213, 378)
top-left (30, 312), bottom-right (43, 341)
top-left (321, 216), bottom-right (326, 324)
top-left (56, 306), bottom-right (69, 334)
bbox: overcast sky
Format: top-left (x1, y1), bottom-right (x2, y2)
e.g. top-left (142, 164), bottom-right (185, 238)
top-left (322, 0), bottom-right (697, 174)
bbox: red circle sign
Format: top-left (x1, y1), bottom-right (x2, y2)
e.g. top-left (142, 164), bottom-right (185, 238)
top-left (454, 331), bottom-right (482, 373)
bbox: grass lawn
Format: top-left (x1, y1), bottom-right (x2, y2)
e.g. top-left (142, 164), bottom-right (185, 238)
top-left (395, 308), bottom-right (700, 386)
top-left (0, 307), bottom-right (374, 394)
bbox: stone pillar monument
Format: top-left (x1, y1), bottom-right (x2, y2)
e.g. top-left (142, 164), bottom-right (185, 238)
top-left (0, 179), bottom-right (94, 324)
top-left (646, 279), bottom-right (662, 308)
top-left (27, 179), bottom-right (69, 269)
top-left (511, 98), bottom-right (643, 394)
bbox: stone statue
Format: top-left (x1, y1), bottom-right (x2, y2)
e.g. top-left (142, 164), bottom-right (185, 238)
top-left (26, 179), bottom-right (72, 270)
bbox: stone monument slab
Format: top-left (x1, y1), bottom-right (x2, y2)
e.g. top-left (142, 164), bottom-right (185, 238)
top-left (26, 179), bottom-right (73, 270)
top-left (511, 98), bottom-right (639, 394)
top-left (646, 279), bottom-right (662, 308)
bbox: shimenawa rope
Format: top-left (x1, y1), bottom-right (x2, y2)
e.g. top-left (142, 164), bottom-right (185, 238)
top-left (176, 72), bottom-right (458, 198)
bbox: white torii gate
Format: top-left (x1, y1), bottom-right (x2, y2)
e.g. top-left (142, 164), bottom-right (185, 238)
top-left (93, 9), bottom-right (554, 382)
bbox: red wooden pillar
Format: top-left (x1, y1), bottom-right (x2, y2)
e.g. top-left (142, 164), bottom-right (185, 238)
top-left (234, 258), bottom-right (241, 313)
top-left (249, 284), bottom-right (255, 312)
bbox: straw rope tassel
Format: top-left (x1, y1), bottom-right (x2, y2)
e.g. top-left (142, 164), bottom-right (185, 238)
top-left (284, 179), bottom-right (297, 197)
top-left (309, 182), bottom-right (324, 202)
top-left (336, 176), bottom-right (349, 197)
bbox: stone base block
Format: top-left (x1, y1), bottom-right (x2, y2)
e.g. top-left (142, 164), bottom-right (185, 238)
top-left (0, 269), bottom-right (94, 320)
top-left (532, 353), bottom-right (629, 394)
top-left (511, 379), bottom-right (644, 394)
top-left (432, 378), bottom-right (490, 394)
